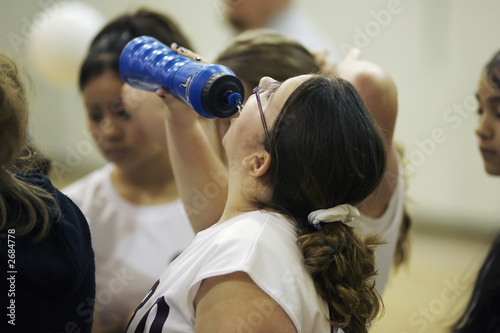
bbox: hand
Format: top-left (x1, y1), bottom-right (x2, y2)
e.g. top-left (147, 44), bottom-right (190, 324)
top-left (334, 47), bottom-right (362, 77)
top-left (154, 43), bottom-right (209, 129)
top-left (169, 42), bottom-right (207, 63)
top-left (313, 47), bottom-right (361, 76)
top-left (121, 84), bottom-right (168, 149)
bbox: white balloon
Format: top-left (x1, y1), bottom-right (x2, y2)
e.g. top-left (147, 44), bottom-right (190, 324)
top-left (26, 1), bottom-right (105, 88)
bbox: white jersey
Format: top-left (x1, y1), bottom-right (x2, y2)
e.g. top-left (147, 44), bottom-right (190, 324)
top-left (353, 163), bottom-right (405, 295)
top-left (63, 164), bottom-right (195, 327)
top-left (126, 211), bottom-right (338, 333)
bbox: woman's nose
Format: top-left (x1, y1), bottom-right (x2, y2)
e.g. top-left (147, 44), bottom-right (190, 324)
top-left (475, 112), bottom-right (493, 140)
top-left (100, 115), bottom-right (123, 140)
top-left (258, 76), bottom-right (275, 87)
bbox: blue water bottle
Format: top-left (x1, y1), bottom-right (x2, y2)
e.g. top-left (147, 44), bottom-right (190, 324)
top-left (119, 36), bottom-right (244, 119)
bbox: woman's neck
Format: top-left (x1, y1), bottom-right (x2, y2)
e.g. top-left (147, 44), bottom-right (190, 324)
top-left (111, 157), bottom-right (179, 205)
top-left (217, 180), bottom-right (263, 224)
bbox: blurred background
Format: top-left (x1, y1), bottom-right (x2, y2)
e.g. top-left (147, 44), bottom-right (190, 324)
top-left (1, 0), bottom-right (499, 332)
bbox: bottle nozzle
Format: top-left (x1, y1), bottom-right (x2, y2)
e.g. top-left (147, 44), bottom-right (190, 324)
top-left (225, 92), bottom-right (243, 108)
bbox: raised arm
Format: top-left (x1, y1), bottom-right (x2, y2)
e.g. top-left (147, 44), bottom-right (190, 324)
top-left (159, 89), bottom-right (228, 232)
top-left (121, 81), bottom-right (227, 233)
top-left (327, 50), bottom-right (399, 218)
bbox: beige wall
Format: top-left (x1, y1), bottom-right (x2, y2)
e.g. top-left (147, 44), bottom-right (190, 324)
top-left (1, 0), bottom-right (499, 234)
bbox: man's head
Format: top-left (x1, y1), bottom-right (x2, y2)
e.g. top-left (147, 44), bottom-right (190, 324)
top-left (224, 0), bottom-right (291, 32)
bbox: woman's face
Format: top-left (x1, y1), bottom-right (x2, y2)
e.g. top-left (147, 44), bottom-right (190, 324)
top-left (222, 75), bottom-right (310, 159)
top-left (81, 72), bottom-right (167, 172)
top-left (216, 81), bottom-right (253, 143)
top-left (475, 70), bottom-right (500, 175)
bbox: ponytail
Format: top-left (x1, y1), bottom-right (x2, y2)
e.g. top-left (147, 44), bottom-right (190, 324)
top-left (258, 75), bottom-right (387, 331)
top-left (297, 220), bottom-right (382, 332)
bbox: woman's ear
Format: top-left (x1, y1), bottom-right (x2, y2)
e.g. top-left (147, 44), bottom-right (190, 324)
top-left (242, 151), bottom-right (271, 178)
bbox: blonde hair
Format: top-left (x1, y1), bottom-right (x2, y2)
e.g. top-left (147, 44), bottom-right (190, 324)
top-left (0, 53), bottom-right (57, 242)
top-left (215, 28), bottom-right (320, 89)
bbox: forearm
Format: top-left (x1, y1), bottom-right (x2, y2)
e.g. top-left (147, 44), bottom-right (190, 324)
top-left (337, 60), bottom-right (398, 147)
top-left (335, 58), bottom-right (400, 217)
top-left (165, 118), bottom-right (228, 232)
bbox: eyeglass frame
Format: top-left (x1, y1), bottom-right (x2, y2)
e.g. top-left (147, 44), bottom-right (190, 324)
top-left (252, 81), bottom-right (282, 141)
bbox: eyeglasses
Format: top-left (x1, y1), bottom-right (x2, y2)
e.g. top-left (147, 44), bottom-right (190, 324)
top-left (252, 81), bottom-right (282, 141)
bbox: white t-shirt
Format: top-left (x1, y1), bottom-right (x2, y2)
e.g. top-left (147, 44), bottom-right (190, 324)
top-left (353, 165), bottom-right (405, 295)
top-left (126, 211), bottom-right (338, 333)
top-left (63, 164), bottom-right (195, 326)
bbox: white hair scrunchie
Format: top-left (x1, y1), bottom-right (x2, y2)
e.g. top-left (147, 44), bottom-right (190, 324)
top-left (307, 204), bottom-right (360, 230)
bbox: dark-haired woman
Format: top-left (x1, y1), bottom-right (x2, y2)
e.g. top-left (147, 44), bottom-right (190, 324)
top-left (61, 8), bottom-right (219, 332)
top-left (127, 73), bottom-right (386, 332)
top-left (449, 50), bottom-right (500, 333)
